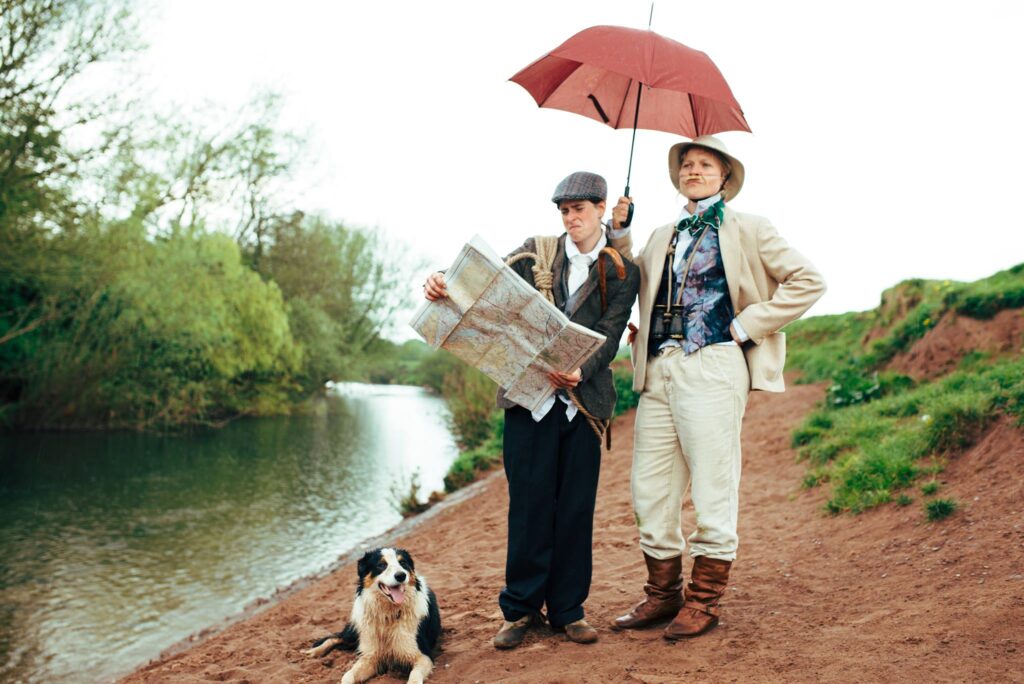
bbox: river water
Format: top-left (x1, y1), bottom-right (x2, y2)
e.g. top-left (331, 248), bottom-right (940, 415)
top-left (0, 384), bottom-right (458, 683)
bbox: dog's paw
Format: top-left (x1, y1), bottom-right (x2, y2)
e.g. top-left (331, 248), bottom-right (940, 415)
top-left (341, 672), bottom-right (357, 684)
top-left (406, 674), bottom-right (424, 684)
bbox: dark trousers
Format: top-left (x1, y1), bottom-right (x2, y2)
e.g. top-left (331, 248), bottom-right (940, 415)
top-left (498, 401), bottom-right (602, 628)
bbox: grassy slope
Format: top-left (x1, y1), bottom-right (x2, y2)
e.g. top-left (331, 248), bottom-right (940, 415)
top-left (786, 263), bottom-right (1024, 515)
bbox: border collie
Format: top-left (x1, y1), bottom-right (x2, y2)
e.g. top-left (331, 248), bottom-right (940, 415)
top-left (304, 547), bottom-right (441, 684)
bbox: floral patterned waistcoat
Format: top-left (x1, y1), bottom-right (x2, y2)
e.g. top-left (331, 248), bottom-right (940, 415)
top-left (648, 215), bottom-right (735, 356)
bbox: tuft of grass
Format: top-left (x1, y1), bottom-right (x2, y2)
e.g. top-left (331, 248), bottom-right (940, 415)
top-left (802, 468), bottom-right (829, 489)
top-left (390, 471), bottom-right (433, 518)
top-left (920, 480), bottom-right (940, 496)
top-left (896, 494), bottom-right (913, 506)
top-left (943, 263), bottom-right (1024, 319)
top-left (925, 498), bottom-right (958, 521)
top-left (922, 391), bottom-right (993, 453)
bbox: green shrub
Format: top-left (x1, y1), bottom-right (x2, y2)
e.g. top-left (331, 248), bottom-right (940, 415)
top-left (925, 498), bottom-right (958, 521)
top-left (826, 369), bottom-right (914, 408)
top-left (896, 494), bottom-right (913, 506)
top-left (443, 437), bottom-right (502, 492)
top-left (441, 364), bottom-right (499, 450)
top-left (612, 362), bottom-right (640, 416)
top-left (920, 480), bottom-right (940, 496)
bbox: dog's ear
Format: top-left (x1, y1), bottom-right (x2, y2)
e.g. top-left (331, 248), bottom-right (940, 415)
top-left (396, 548), bottom-right (415, 572)
top-left (357, 550), bottom-right (374, 577)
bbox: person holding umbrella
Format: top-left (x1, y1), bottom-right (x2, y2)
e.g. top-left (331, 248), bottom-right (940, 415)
top-left (423, 171), bottom-right (639, 649)
top-left (606, 136), bottom-right (825, 640)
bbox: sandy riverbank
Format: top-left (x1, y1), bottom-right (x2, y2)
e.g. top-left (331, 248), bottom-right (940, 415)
top-left (120, 382), bottom-right (1024, 683)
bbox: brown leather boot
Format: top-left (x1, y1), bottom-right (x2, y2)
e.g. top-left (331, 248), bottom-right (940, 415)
top-left (611, 553), bottom-right (684, 630)
top-left (493, 613), bottom-right (541, 649)
top-left (664, 556), bottom-right (732, 640)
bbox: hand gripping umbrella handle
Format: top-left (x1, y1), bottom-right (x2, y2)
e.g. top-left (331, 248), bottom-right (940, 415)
top-left (620, 185), bottom-right (635, 229)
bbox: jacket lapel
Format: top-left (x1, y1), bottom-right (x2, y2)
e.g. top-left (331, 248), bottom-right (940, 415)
top-left (718, 207), bottom-right (742, 311)
top-left (642, 224), bottom-right (675, 318)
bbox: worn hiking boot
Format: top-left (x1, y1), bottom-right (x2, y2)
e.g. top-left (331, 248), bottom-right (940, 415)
top-left (563, 619), bottom-right (599, 644)
top-left (611, 553), bottom-right (684, 630)
top-left (493, 613), bottom-right (538, 649)
top-left (664, 556), bottom-right (732, 640)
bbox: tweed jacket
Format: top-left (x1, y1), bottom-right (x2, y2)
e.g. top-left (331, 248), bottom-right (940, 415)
top-left (496, 234), bottom-right (640, 420)
top-left (611, 207), bottom-right (825, 393)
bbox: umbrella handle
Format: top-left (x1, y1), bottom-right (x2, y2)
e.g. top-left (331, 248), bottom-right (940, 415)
top-left (619, 186), bottom-right (635, 229)
top-left (621, 202), bottom-right (634, 228)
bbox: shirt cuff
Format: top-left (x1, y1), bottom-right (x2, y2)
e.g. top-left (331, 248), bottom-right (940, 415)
top-left (731, 318), bottom-right (750, 343)
top-left (606, 224), bottom-right (631, 240)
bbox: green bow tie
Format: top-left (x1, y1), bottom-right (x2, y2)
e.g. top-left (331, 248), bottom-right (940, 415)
top-left (676, 199), bottom-right (725, 237)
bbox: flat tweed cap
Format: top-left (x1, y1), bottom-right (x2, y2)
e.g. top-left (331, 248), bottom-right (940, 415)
top-left (551, 171), bottom-right (607, 204)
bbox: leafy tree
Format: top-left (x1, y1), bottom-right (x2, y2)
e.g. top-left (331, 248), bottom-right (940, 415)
top-left (0, 0), bottom-right (139, 419)
top-left (259, 213), bottom-right (417, 391)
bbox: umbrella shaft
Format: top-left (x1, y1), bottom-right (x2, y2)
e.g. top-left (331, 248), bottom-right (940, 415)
top-left (625, 81), bottom-right (644, 196)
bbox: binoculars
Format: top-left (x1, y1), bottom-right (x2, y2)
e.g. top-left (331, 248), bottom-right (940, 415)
top-left (651, 304), bottom-right (686, 340)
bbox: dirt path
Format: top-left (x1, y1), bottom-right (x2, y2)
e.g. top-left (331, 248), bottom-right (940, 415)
top-left (121, 383), bottom-right (1024, 683)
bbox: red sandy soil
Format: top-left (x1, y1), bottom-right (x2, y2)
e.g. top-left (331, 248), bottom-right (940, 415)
top-left (888, 308), bottom-right (1024, 379)
top-left (119, 378), bottom-right (1024, 684)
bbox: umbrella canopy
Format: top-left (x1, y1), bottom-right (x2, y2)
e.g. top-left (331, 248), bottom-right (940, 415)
top-left (510, 25), bottom-right (750, 139)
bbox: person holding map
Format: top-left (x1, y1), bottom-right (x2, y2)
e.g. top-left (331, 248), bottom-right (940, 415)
top-left (605, 136), bottom-right (825, 640)
top-left (424, 171), bottom-right (639, 649)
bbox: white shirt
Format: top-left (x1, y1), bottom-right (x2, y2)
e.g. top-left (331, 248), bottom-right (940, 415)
top-left (609, 194), bottom-right (749, 350)
top-left (530, 231), bottom-right (608, 423)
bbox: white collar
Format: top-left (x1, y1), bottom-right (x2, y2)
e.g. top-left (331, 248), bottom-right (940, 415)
top-left (565, 229), bottom-right (607, 262)
top-left (676, 193), bottom-right (723, 223)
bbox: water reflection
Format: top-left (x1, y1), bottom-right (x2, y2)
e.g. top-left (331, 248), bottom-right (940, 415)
top-left (0, 384), bottom-right (457, 683)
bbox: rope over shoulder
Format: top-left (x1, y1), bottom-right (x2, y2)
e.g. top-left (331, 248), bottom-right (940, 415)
top-left (506, 237), bottom-right (559, 305)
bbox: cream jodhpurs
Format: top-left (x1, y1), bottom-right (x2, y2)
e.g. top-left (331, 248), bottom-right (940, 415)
top-left (631, 344), bottom-right (749, 561)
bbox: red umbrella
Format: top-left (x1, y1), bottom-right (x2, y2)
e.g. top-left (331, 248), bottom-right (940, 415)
top-left (510, 25), bottom-right (750, 224)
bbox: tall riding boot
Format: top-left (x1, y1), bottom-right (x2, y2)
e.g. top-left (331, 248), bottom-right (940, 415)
top-left (611, 553), bottom-right (684, 630)
top-left (664, 556), bottom-right (732, 640)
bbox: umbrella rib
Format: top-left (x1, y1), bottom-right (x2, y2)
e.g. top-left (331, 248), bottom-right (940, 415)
top-left (688, 92), bottom-right (699, 137)
top-left (612, 77), bottom-right (636, 129)
top-left (587, 95), bottom-right (611, 124)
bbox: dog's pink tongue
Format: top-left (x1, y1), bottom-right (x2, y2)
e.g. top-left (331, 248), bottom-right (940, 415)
top-left (388, 584), bottom-right (406, 605)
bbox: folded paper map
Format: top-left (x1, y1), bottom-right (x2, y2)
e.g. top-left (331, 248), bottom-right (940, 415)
top-left (410, 235), bottom-right (606, 413)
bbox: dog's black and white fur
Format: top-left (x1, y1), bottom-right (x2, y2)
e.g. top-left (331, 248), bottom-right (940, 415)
top-left (304, 547), bottom-right (441, 684)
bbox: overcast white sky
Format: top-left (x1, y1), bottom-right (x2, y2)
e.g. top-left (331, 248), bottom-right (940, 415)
top-left (137, 0), bottom-right (1024, 333)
